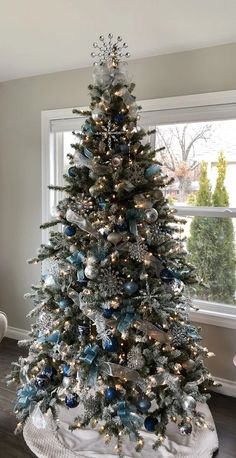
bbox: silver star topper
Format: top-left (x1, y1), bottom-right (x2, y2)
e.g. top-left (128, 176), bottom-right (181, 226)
top-left (91, 33), bottom-right (130, 66)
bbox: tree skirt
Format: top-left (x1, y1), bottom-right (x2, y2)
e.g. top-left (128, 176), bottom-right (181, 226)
top-left (23, 402), bottom-right (218, 458)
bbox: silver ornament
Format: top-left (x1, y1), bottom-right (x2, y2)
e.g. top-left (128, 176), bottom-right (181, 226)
top-left (145, 208), bottom-right (158, 223)
top-left (87, 255), bottom-right (98, 266)
top-left (111, 155), bottom-right (123, 168)
top-left (70, 244), bottom-right (78, 253)
top-left (182, 359), bottom-right (195, 371)
top-left (84, 265), bottom-right (99, 279)
top-left (181, 395), bottom-right (197, 411)
top-left (89, 185), bottom-right (98, 197)
top-left (107, 232), bottom-right (123, 245)
top-left (62, 376), bottom-right (71, 389)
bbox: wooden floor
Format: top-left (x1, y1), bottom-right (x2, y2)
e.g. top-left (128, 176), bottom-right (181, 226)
top-left (0, 338), bottom-right (236, 458)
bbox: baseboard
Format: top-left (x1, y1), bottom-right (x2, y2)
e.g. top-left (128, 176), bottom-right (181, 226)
top-left (212, 377), bottom-right (236, 398)
top-left (6, 326), bottom-right (29, 341)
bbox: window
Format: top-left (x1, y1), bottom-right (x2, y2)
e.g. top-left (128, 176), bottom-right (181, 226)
top-left (41, 91), bottom-right (236, 328)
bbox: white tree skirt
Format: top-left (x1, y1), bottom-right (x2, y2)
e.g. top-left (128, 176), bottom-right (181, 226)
top-left (24, 402), bottom-right (218, 458)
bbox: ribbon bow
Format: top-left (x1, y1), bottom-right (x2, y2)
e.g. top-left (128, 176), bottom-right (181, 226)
top-left (79, 344), bottom-right (100, 387)
top-left (117, 401), bottom-right (143, 431)
top-left (16, 384), bottom-right (37, 409)
top-left (117, 306), bottom-right (140, 333)
top-left (67, 251), bottom-right (85, 282)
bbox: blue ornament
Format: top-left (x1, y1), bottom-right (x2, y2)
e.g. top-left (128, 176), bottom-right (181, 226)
top-left (145, 164), bottom-right (161, 178)
top-left (137, 398), bottom-right (151, 413)
top-left (47, 330), bottom-right (60, 343)
top-left (124, 281), bottom-right (138, 296)
top-left (116, 220), bottom-right (128, 231)
top-left (68, 166), bottom-right (77, 177)
top-left (58, 298), bottom-right (72, 309)
top-left (103, 308), bottom-right (114, 318)
top-left (65, 393), bottom-right (79, 408)
top-left (105, 387), bottom-right (117, 401)
top-left (104, 336), bottom-right (118, 352)
top-left (63, 364), bottom-right (72, 377)
top-left (115, 144), bottom-right (129, 155)
top-left (113, 114), bottom-right (124, 124)
top-left (35, 373), bottom-right (51, 389)
top-left (160, 268), bottom-right (175, 282)
top-left (144, 416), bottom-right (158, 432)
top-left (64, 225), bottom-right (76, 237)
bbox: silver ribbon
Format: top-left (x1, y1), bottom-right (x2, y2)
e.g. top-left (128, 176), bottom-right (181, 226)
top-left (66, 209), bottom-right (98, 238)
top-left (135, 320), bottom-right (168, 343)
top-left (100, 362), bottom-right (146, 389)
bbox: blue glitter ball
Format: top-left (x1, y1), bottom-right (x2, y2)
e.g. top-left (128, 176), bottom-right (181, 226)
top-left (124, 281), bottom-right (138, 296)
top-left (58, 298), bottom-right (72, 309)
top-left (64, 225), bottom-right (76, 237)
top-left (68, 166), bottom-right (77, 177)
top-left (145, 164), bottom-right (161, 178)
top-left (104, 336), bottom-right (118, 352)
top-left (65, 393), bottom-right (79, 408)
top-left (105, 387), bottom-right (117, 401)
top-left (113, 114), bottom-right (124, 124)
top-left (137, 398), bottom-right (151, 413)
top-left (35, 373), bottom-right (51, 389)
top-left (144, 416), bottom-right (158, 432)
top-left (103, 308), bottom-right (114, 318)
top-left (63, 364), bottom-right (72, 377)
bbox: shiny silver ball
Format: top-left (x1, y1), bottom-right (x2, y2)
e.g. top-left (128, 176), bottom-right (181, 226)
top-left (70, 244), bottom-right (78, 253)
top-left (107, 232), bottom-right (123, 245)
top-left (181, 395), bottom-right (196, 411)
top-left (182, 359), bottom-right (195, 371)
top-left (86, 255), bottom-right (98, 266)
top-left (117, 36), bottom-right (122, 42)
top-left (145, 208), bottom-right (158, 223)
top-left (108, 33), bottom-right (113, 39)
top-left (99, 35), bottom-right (104, 41)
top-left (84, 265), bottom-right (99, 279)
top-left (112, 155), bottom-right (123, 168)
top-left (62, 376), bottom-right (71, 389)
top-left (93, 42), bottom-right (98, 48)
top-left (91, 52), bottom-right (96, 58)
top-left (126, 52), bottom-right (130, 58)
top-left (123, 42), bottom-right (128, 48)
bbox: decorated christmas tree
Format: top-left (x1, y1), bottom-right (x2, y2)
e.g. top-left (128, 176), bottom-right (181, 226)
top-left (9, 35), bottom-right (216, 455)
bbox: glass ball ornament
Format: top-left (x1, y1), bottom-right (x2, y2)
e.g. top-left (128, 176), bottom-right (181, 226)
top-left (105, 387), bottom-right (117, 401)
top-left (35, 373), bottom-right (51, 389)
top-left (178, 421), bottom-right (192, 435)
top-left (58, 298), bottom-right (72, 309)
top-left (84, 265), bottom-right (99, 279)
top-left (65, 393), bottom-right (79, 408)
top-left (102, 308), bottom-right (114, 318)
top-left (107, 232), bottom-right (122, 245)
top-left (144, 416), bottom-right (158, 432)
top-left (104, 336), bottom-right (118, 352)
top-left (64, 225), bottom-right (76, 237)
top-left (124, 281), bottom-right (138, 296)
top-left (137, 397), bottom-right (151, 413)
top-left (181, 395), bottom-right (196, 411)
top-left (145, 208), bottom-right (158, 223)
top-left (68, 166), bottom-right (77, 177)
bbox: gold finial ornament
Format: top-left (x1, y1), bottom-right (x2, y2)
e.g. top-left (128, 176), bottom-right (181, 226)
top-left (91, 34), bottom-right (130, 66)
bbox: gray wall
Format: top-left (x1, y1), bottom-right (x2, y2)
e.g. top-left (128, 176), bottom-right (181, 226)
top-left (0, 43), bottom-right (236, 380)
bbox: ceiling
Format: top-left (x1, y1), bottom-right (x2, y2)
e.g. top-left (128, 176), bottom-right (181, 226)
top-left (1, 0), bottom-right (236, 82)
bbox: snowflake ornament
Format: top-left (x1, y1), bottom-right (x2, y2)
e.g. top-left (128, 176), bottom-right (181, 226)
top-left (97, 267), bottom-right (123, 298)
top-left (129, 236), bottom-right (148, 263)
top-left (126, 162), bottom-right (145, 185)
top-left (127, 345), bottom-right (145, 369)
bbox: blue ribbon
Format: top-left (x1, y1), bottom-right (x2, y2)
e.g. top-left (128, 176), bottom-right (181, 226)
top-left (17, 385), bottom-right (37, 408)
top-left (38, 330), bottom-right (60, 344)
top-left (117, 401), bottom-right (143, 431)
top-left (117, 306), bottom-right (140, 333)
top-left (79, 344), bottom-right (100, 387)
top-left (67, 251), bottom-right (85, 283)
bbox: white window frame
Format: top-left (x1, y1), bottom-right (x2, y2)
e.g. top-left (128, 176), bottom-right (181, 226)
top-left (41, 89), bottom-right (236, 329)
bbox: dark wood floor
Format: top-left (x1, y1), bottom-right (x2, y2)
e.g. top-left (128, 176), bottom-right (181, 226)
top-left (1, 338), bottom-right (236, 458)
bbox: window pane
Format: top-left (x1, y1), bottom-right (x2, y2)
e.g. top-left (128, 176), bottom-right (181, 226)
top-left (179, 215), bottom-right (236, 305)
top-left (154, 120), bottom-right (236, 207)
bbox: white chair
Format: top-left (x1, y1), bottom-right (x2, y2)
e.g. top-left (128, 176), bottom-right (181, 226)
top-left (0, 311), bottom-right (7, 343)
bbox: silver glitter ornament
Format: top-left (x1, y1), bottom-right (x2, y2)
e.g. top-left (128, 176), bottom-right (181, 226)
top-left (62, 376), bottom-right (71, 389)
top-left (107, 232), bottom-right (123, 245)
top-left (145, 208), bottom-right (158, 223)
top-left (84, 265), bottom-right (99, 279)
top-left (181, 395), bottom-right (197, 411)
top-left (127, 346), bottom-right (145, 369)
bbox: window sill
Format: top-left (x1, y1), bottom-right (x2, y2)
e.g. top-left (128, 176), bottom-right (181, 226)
top-left (190, 300), bottom-right (236, 329)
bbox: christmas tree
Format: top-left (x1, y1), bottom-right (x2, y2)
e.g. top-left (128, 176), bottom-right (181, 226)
top-left (9, 35), bottom-right (216, 455)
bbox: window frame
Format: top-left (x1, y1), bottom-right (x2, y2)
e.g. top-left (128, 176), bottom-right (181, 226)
top-left (41, 90), bottom-right (236, 329)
